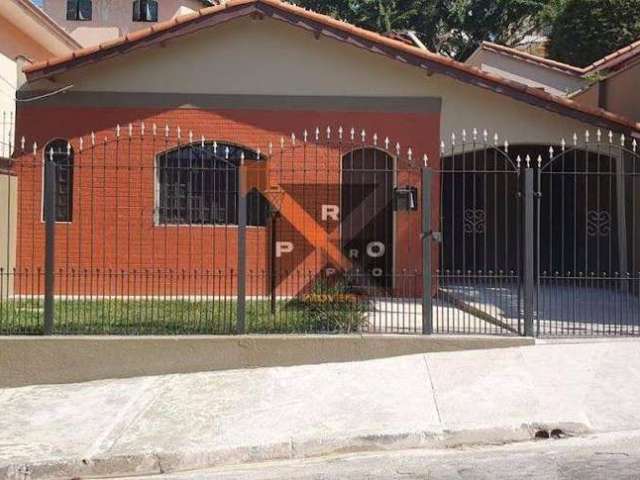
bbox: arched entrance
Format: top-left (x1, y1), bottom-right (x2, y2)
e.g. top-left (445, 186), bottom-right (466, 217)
top-left (341, 148), bottom-right (395, 289)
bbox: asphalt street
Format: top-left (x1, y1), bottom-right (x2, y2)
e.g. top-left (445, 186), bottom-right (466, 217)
top-left (116, 430), bottom-right (640, 480)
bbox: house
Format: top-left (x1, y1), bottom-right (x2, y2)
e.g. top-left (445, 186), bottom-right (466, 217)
top-left (571, 40), bottom-right (640, 123)
top-left (42, 0), bottom-right (218, 46)
top-left (11, 0), bottom-right (640, 302)
top-left (465, 42), bottom-right (589, 97)
top-left (0, 0), bottom-right (80, 159)
top-left (0, 0), bottom-right (79, 297)
top-left (467, 40), bottom-right (640, 122)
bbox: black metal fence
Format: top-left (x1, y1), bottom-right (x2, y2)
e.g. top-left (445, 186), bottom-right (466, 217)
top-left (1, 125), bottom-right (426, 335)
top-left (429, 131), bottom-right (640, 337)
top-left (0, 123), bottom-right (638, 336)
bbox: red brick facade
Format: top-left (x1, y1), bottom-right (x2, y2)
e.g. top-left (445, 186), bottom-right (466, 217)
top-left (13, 106), bottom-right (440, 296)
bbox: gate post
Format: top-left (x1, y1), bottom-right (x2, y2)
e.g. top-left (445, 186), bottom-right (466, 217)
top-left (523, 163), bottom-right (535, 337)
top-left (422, 167), bottom-right (433, 335)
top-left (43, 154), bottom-right (57, 335)
top-left (236, 160), bottom-right (247, 334)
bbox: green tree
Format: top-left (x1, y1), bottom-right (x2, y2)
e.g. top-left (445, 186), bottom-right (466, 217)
top-left (545, 0), bottom-right (640, 67)
top-left (292, 0), bottom-right (548, 60)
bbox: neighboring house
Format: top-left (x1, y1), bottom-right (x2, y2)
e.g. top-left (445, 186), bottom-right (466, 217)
top-left (467, 40), bottom-right (640, 122)
top-left (572, 40), bottom-right (640, 123)
top-left (465, 42), bottom-right (589, 97)
top-left (42, 0), bottom-right (217, 46)
top-left (11, 0), bottom-right (640, 297)
top-left (0, 0), bottom-right (77, 296)
top-left (0, 0), bottom-right (79, 159)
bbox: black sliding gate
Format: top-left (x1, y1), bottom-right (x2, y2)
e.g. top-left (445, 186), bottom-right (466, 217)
top-left (426, 132), bottom-right (640, 337)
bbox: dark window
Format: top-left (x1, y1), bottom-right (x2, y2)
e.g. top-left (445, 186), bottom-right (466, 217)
top-left (43, 139), bottom-right (74, 223)
top-left (66, 0), bottom-right (92, 21)
top-left (157, 142), bottom-right (268, 226)
top-left (132, 0), bottom-right (159, 22)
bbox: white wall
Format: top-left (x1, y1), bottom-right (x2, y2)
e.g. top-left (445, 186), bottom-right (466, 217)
top-left (26, 16), bottom-right (610, 146)
top-left (0, 52), bottom-right (16, 158)
top-left (43, 0), bottom-right (205, 46)
top-left (466, 49), bottom-right (587, 97)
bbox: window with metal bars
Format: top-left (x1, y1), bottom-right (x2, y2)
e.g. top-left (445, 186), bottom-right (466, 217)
top-left (43, 139), bottom-right (74, 223)
top-left (132, 0), bottom-right (159, 22)
top-left (66, 0), bottom-right (92, 21)
top-left (157, 142), bottom-right (268, 226)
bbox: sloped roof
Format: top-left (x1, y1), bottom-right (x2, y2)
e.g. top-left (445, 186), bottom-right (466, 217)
top-left (2, 0), bottom-right (81, 56)
top-left (22, 0), bottom-right (640, 133)
top-left (475, 39), bottom-right (640, 77)
top-left (474, 42), bottom-right (586, 76)
top-left (588, 38), bottom-right (640, 73)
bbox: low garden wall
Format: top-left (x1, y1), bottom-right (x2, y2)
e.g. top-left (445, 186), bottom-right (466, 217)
top-left (0, 335), bottom-right (533, 388)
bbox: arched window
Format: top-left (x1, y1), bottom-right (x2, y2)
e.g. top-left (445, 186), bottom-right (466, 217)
top-left (133, 0), bottom-right (158, 22)
top-left (157, 142), bottom-right (268, 226)
top-left (66, 0), bottom-right (92, 21)
top-left (43, 139), bottom-right (74, 223)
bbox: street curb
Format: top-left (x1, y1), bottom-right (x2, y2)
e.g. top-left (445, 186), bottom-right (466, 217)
top-left (1, 423), bottom-right (591, 480)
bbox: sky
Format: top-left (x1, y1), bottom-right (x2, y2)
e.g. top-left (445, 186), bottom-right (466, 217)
top-left (32, 0), bottom-right (43, 7)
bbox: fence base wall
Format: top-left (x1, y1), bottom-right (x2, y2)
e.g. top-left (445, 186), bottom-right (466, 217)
top-left (0, 335), bottom-right (533, 388)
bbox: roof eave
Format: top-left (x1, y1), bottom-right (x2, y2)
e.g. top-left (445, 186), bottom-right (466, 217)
top-left (22, 0), bottom-right (640, 135)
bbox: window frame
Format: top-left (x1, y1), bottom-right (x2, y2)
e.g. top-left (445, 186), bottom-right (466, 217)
top-left (132, 0), bottom-right (159, 23)
top-left (66, 0), bottom-right (92, 21)
top-left (154, 141), bottom-right (269, 228)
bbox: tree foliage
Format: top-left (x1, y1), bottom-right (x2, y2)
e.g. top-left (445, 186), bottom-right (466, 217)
top-left (291, 0), bottom-right (547, 60)
top-left (544, 0), bottom-right (640, 67)
top-left (292, 0), bottom-right (640, 64)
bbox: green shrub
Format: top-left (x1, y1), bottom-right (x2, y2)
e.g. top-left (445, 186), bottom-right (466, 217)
top-left (285, 279), bottom-right (369, 333)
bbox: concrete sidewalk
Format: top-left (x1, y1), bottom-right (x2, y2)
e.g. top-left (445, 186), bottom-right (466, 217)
top-left (2, 341), bottom-right (640, 480)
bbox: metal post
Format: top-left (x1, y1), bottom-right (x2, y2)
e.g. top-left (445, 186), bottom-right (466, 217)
top-left (43, 158), bottom-right (56, 335)
top-left (236, 162), bottom-right (247, 334)
top-left (614, 152), bottom-right (628, 293)
top-left (270, 211), bottom-right (278, 315)
top-left (422, 167), bottom-right (433, 335)
top-left (523, 166), bottom-right (535, 337)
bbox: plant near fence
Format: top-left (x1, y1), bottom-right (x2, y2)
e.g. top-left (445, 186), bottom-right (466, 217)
top-left (285, 279), bottom-right (369, 333)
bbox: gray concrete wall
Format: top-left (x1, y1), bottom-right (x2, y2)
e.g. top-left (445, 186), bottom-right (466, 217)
top-left (0, 335), bottom-right (533, 388)
top-left (0, 171), bottom-right (17, 297)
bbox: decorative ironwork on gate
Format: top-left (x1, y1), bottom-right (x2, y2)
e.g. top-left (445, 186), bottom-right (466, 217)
top-left (535, 131), bottom-right (640, 336)
top-left (422, 129), bottom-right (640, 337)
top-left (1, 116), bottom-right (639, 337)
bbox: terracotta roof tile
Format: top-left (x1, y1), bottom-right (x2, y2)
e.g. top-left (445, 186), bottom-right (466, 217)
top-left (478, 42), bottom-right (587, 76)
top-left (479, 37), bottom-right (640, 76)
top-left (589, 38), bottom-right (640, 72)
top-left (22, 0), bottom-right (640, 133)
